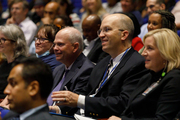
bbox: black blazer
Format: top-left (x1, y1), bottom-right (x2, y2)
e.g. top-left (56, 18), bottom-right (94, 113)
top-left (53, 53), bottom-right (94, 115)
top-left (3, 104), bottom-right (57, 120)
top-left (82, 47), bottom-right (147, 118)
top-left (87, 38), bottom-right (109, 63)
top-left (121, 69), bottom-right (180, 120)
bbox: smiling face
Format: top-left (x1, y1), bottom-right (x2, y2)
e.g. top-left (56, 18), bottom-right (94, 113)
top-left (147, 13), bottom-right (162, 31)
top-left (98, 15), bottom-right (124, 58)
top-left (35, 28), bottom-right (53, 55)
top-left (142, 36), bottom-right (165, 72)
top-left (0, 32), bottom-right (15, 56)
top-left (4, 64), bottom-right (31, 113)
top-left (53, 30), bottom-right (75, 64)
top-left (86, 0), bottom-right (98, 13)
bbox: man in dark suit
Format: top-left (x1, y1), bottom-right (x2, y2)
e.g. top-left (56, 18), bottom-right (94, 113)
top-left (51, 14), bottom-right (146, 118)
top-left (3, 57), bottom-right (56, 120)
top-left (48, 27), bottom-right (94, 115)
top-left (82, 14), bottom-right (108, 64)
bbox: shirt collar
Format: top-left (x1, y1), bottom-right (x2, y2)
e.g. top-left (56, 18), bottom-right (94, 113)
top-left (20, 104), bottom-right (46, 120)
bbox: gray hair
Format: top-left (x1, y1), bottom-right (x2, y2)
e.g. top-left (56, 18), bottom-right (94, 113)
top-left (63, 27), bottom-right (84, 51)
top-left (0, 24), bottom-right (28, 58)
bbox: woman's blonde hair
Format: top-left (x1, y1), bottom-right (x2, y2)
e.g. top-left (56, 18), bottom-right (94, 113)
top-left (143, 28), bottom-right (180, 72)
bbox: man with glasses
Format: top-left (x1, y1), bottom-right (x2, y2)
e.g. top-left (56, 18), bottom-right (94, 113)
top-left (6, 0), bottom-right (37, 46)
top-left (50, 14), bottom-right (147, 118)
top-left (138, 0), bottom-right (166, 40)
top-left (48, 27), bottom-right (94, 115)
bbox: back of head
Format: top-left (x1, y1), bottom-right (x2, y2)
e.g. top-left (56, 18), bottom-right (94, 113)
top-left (54, 15), bottom-right (74, 28)
top-left (0, 24), bottom-right (27, 58)
top-left (13, 57), bottom-right (53, 99)
top-left (153, 10), bottom-right (177, 32)
top-left (143, 28), bottom-right (180, 72)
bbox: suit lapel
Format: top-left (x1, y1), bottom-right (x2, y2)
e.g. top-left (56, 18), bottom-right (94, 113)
top-left (53, 66), bottom-right (65, 89)
top-left (60, 54), bottom-right (85, 90)
top-left (100, 48), bottom-right (135, 89)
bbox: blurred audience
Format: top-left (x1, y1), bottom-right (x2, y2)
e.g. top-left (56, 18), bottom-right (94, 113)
top-left (81, 0), bottom-right (108, 22)
top-left (109, 28), bottom-right (180, 120)
top-left (0, 24), bottom-right (27, 99)
top-left (172, 0), bottom-right (180, 30)
top-left (6, 0), bottom-right (37, 46)
top-left (53, 15), bottom-right (74, 28)
top-left (82, 14), bottom-right (108, 63)
top-left (102, 0), bottom-right (122, 14)
top-left (138, 0), bottom-right (166, 40)
top-left (53, 0), bottom-right (81, 31)
top-left (120, 0), bottom-right (143, 25)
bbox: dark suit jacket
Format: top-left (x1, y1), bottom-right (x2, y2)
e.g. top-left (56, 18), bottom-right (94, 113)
top-left (53, 53), bottom-right (94, 115)
top-left (81, 47), bottom-right (146, 118)
top-left (121, 69), bottom-right (180, 120)
top-left (87, 38), bottom-right (109, 63)
top-left (3, 104), bottom-right (57, 120)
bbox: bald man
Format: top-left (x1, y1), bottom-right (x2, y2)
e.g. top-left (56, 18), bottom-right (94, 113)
top-left (50, 14), bottom-right (147, 118)
top-left (82, 14), bottom-right (108, 63)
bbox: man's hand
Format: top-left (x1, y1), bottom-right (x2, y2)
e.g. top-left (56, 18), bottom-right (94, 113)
top-left (51, 91), bottom-right (79, 107)
top-left (49, 105), bottom-right (61, 114)
top-left (108, 116), bottom-right (122, 120)
top-left (6, 17), bottom-right (15, 24)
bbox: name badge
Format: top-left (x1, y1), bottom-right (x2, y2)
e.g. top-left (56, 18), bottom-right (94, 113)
top-left (142, 82), bottom-right (159, 96)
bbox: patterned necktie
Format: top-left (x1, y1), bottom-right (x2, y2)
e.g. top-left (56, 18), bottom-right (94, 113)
top-left (47, 69), bottom-right (69, 106)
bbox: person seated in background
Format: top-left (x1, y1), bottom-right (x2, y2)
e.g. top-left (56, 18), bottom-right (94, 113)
top-left (0, 24), bottom-right (27, 99)
top-left (29, 0), bottom-right (46, 24)
top-left (138, 0), bottom-right (166, 40)
top-left (102, 0), bottom-right (122, 14)
top-left (82, 14), bottom-right (108, 64)
top-left (6, 0), bottom-right (37, 46)
top-left (3, 57), bottom-right (57, 120)
top-left (53, 15), bottom-right (74, 28)
top-left (36, 1), bottom-right (60, 32)
top-left (120, 0), bottom-right (143, 26)
top-left (48, 27), bottom-right (94, 115)
top-left (122, 13), bottom-right (143, 51)
top-left (49, 14), bottom-right (146, 118)
top-left (139, 10), bottom-right (177, 53)
top-left (54, 0), bottom-right (81, 31)
top-left (81, 0), bottom-right (108, 22)
top-left (29, 24), bottom-right (61, 71)
top-left (109, 28), bottom-right (180, 120)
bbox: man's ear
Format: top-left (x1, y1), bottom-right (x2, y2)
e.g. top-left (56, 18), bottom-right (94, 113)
top-left (28, 81), bottom-right (39, 97)
top-left (73, 42), bottom-right (79, 53)
top-left (121, 30), bottom-right (129, 41)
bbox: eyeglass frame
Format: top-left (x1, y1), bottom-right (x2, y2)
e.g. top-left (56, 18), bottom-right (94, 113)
top-left (34, 37), bottom-right (52, 44)
top-left (0, 38), bottom-right (15, 44)
top-left (97, 27), bottom-right (125, 36)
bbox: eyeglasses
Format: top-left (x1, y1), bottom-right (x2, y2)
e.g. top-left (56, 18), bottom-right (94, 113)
top-left (0, 38), bottom-right (15, 44)
top-left (34, 37), bottom-right (50, 44)
top-left (97, 27), bottom-right (124, 36)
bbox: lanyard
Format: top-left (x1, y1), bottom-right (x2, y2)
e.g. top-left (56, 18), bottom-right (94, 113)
top-left (98, 48), bottom-right (130, 91)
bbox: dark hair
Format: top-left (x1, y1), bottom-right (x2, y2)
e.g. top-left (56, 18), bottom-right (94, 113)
top-left (156, 0), bottom-right (165, 4)
top-left (37, 24), bottom-right (60, 42)
top-left (55, 0), bottom-right (73, 16)
top-left (13, 57), bottom-right (53, 99)
top-left (153, 10), bottom-right (177, 32)
top-left (122, 12), bottom-right (140, 38)
top-left (55, 15), bottom-right (74, 27)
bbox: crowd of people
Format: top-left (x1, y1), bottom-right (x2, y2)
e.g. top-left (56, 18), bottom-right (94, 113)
top-left (0, 0), bottom-right (180, 120)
